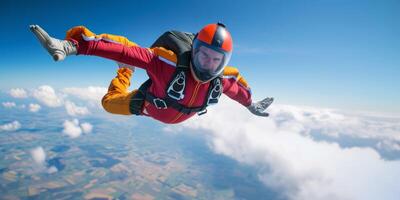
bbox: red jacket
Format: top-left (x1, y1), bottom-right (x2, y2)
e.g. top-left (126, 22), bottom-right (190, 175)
top-left (68, 26), bottom-right (252, 124)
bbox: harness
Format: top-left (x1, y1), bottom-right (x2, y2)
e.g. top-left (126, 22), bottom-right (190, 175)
top-left (129, 31), bottom-right (222, 116)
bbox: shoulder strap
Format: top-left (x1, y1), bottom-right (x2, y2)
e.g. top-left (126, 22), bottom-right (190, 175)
top-left (152, 31), bottom-right (194, 100)
top-left (197, 76), bottom-right (223, 115)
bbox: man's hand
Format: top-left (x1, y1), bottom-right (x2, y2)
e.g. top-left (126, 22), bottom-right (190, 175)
top-left (247, 97), bottom-right (274, 117)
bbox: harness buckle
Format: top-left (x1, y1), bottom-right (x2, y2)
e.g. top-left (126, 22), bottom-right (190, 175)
top-left (153, 98), bottom-right (167, 109)
top-left (207, 78), bottom-right (222, 106)
top-left (197, 109), bottom-right (207, 116)
top-left (167, 71), bottom-right (185, 100)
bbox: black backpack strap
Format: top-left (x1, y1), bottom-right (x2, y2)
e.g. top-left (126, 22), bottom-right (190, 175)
top-left (144, 92), bottom-right (205, 115)
top-left (197, 77), bottom-right (223, 115)
top-left (165, 59), bottom-right (191, 101)
top-left (129, 79), bottom-right (152, 115)
top-left (207, 77), bottom-right (223, 105)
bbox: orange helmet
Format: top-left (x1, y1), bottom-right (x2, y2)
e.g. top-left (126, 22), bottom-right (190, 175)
top-left (191, 23), bottom-right (233, 82)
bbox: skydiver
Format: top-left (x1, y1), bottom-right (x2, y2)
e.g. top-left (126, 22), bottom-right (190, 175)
top-left (30, 23), bottom-right (273, 124)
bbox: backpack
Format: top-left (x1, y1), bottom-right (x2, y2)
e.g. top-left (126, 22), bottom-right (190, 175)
top-left (151, 31), bottom-right (195, 69)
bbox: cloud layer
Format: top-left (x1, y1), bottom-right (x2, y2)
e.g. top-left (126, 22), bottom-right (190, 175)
top-left (170, 97), bottom-right (400, 200)
top-left (7, 86), bottom-right (109, 116)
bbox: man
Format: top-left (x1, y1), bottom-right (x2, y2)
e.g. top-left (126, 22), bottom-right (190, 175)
top-left (30, 23), bottom-right (273, 124)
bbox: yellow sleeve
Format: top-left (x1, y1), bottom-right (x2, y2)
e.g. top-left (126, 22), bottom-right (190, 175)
top-left (223, 66), bottom-right (250, 89)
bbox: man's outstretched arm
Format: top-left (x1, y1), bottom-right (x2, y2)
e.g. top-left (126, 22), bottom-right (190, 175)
top-left (222, 66), bottom-right (273, 117)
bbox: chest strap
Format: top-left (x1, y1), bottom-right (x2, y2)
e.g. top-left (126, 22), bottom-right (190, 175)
top-left (144, 91), bottom-right (206, 115)
top-left (130, 74), bottom-right (222, 116)
top-left (130, 79), bottom-right (207, 115)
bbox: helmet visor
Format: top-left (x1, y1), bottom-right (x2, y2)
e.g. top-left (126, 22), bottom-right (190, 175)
top-left (191, 40), bottom-right (232, 81)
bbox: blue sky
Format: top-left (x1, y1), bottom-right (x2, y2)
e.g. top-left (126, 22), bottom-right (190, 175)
top-left (1, 2), bottom-right (400, 198)
top-left (0, 0), bottom-right (399, 114)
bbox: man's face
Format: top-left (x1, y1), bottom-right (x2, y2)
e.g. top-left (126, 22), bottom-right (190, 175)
top-left (194, 45), bottom-right (224, 72)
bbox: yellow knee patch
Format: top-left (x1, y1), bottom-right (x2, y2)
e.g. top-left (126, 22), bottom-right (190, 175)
top-left (65, 26), bottom-right (138, 47)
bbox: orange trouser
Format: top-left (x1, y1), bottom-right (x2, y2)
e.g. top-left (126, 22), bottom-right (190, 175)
top-left (102, 67), bottom-right (137, 115)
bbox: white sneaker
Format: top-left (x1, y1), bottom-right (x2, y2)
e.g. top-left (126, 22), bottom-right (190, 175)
top-left (30, 25), bottom-right (77, 61)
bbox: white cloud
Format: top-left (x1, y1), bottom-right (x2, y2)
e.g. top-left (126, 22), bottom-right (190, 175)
top-left (29, 103), bottom-right (41, 112)
top-left (30, 147), bottom-right (60, 174)
top-left (0, 121), bottom-right (21, 131)
top-left (30, 146), bottom-right (46, 165)
top-left (62, 119), bottom-right (93, 138)
top-left (63, 119), bottom-right (82, 138)
top-left (65, 101), bottom-right (90, 116)
top-left (2, 101), bottom-right (16, 108)
top-left (32, 85), bottom-right (63, 107)
top-left (81, 122), bottom-right (93, 134)
top-left (9, 88), bottom-right (28, 98)
top-left (377, 140), bottom-right (400, 151)
top-left (63, 86), bottom-right (107, 102)
top-left (47, 166), bottom-right (58, 174)
top-left (168, 96), bottom-right (400, 200)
